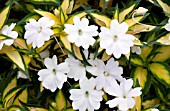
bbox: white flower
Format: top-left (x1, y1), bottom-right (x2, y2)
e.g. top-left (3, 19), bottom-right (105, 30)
top-left (135, 7), bottom-right (148, 15)
top-left (86, 57), bottom-right (104, 76)
top-left (131, 46), bottom-right (141, 55)
top-left (151, 108), bottom-right (159, 111)
top-left (165, 18), bottom-right (170, 32)
top-left (38, 55), bottom-right (69, 92)
top-left (0, 23), bottom-right (18, 49)
top-left (69, 78), bottom-right (104, 111)
top-left (106, 79), bottom-right (142, 111)
top-left (99, 20), bottom-right (135, 58)
top-left (65, 54), bottom-right (86, 81)
top-left (64, 16), bottom-right (98, 49)
top-left (24, 17), bottom-right (54, 48)
top-left (17, 71), bottom-right (28, 79)
top-left (95, 58), bottom-right (123, 90)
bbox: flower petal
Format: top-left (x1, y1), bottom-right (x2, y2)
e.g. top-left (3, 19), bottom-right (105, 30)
top-left (127, 87), bottom-right (142, 97)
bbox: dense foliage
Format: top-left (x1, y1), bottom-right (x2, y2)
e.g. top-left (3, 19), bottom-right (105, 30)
top-left (0, 0), bottom-right (170, 111)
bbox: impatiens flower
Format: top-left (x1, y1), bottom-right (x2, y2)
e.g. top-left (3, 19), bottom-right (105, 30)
top-left (38, 55), bottom-right (69, 92)
top-left (99, 20), bottom-right (135, 58)
top-left (95, 58), bottom-right (123, 90)
top-left (64, 16), bottom-right (98, 49)
top-left (135, 7), bottom-right (148, 15)
top-left (0, 23), bottom-right (18, 49)
top-left (131, 46), bottom-right (141, 55)
top-left (106, 79), bottom-right (142, 111)
top-left (24, 17), bottom-right (54, 48)
top-left (69, 78), bottom-right (104, 111)
top-left (151, 108), bottom-right (159, 111)
top-left (17, 71), bottom-right (28, 79)
top-left (165, 18), bottom-right (170, 32)
top-left (65, 54), bottom-right (86, 81)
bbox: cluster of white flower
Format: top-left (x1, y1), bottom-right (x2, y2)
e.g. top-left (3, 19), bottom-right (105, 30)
top-left (3, 15), bottom-right (164, 110)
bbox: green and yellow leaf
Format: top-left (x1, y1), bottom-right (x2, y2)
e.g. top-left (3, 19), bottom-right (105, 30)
top-left (149, 62), bottom-right (170, 87)
top-left (55, 90), bottom-right (67, 111)
top-left (60, 33), bottom-right (72, 52)
top-left (13, 88), bottom-right (28, 106)
top-left (151, 46), bottom-right (170, 62)
top-left (90, 13), bottom-right (111, 28)
top-left (156, 0), bottom-right (170, 14)
top-left (3, 77), bottom-right (17, 98)
top-left (0, 5), bottom-right (10, 29)
top-left (156, 33), bottom-right (170, 45)
top-left (66, 12), bottom-right (86, 24)
top-left (73, 44), bottom-right (83, 60)
top-left (124, 16), bottom-right (144, 27)
top-left (130, 55), bottom-right (144, 66)
top-left (2, 46), bottom-right (26, 72)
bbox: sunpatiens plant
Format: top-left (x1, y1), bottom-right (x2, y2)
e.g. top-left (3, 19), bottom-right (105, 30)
top-left (1, 0), bottom-right (170, 111)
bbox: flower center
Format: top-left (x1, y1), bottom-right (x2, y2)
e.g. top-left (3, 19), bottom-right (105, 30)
top-left (78, 29), bottom-right (83, 36)
top-left (52, 69), bottom-right (56, 75)
top-left (123, 95), bottom-right (126, 98)
top-left (85, 91), bottom-right (89, 97)
top-left (113, 35), bottom-right (118, 42)
top-left (104, 71), bottom-right (109, 77)
top-left (37, 27), bottom-right (42, 33)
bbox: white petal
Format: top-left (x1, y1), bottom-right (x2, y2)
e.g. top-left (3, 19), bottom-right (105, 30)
top-left (122, 79), bottom-right (134, 95)
top-left (70, 89), bottom-right (84, 100)
top-left (165, 24), bottom-right (170, 31)
top-left (44, 56), bottom-right (57, 69)
top-left (89, 90), bottom-right (104, 101)
top-left (80, 78), bottom-right (95, 90)
top-left (73, 16), bottom-right (81, 26)
top-left (72, 97), bottom-right (85, 110)
top-left (4, 39), bottom-right (14, 46)
top-left (89, 98), bottom-right (100, 110)
top-left (42, 74), bottom-right (57, 92)
top-left (110, 19), bottom-right (120, 32)
top-left (80, 17), bottom-right (89, 26)
top-left (39, 17), bottom-right (55, 28)
top-left (118, 98), bottom-right (135, 110)
top-left (127, 87), bottom-right (142, 97)
top-left (57, 62), bottom-right (70, 73)
top-left (56, 71), bottom-right (67, 81)
top-left (105, 83), bottom-right (122, 97)
top-left (106, 98), bottom-right (122, 108)
top-left (38, 69), bottom-right (51, 81)
top-left (118, 22), bottom-right (129, 34)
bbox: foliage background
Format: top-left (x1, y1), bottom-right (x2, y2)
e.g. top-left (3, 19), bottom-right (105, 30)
top-left (0, 0), bottom-right (170, 110)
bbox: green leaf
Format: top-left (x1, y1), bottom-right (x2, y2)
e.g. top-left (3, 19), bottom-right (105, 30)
top-left (66, 12), bottom-right (86, 24)
top-left (151, 46), bottom-right (170, 62)
top-left (3, 87), bottom-right (21, 108)
top-left (131, 67), bottom-right (151, 94)
top-left (113, 4), bottom-right (119, 20)
top-left (65, 107), bottom-right (75, 111)
top-left (119, 0), bottom-right (141, 22)
top-left (90, 12), bottom-right (111, 28)
top-left (156, 0), bottom-right (170, 14)
top-left (73, 44), bottom-right (83, 60)
top-left (55, 90), bottom-right (67, 111)
top-left (2, 46), bottom-right (27, 73)
top-left (60, 33), bottom-right (72, 52)
top-left (139, 45), bottom-right (153, 61)
top-left (153, 81), bottom-right (166, 102)
top-left (8, 105), bottom-right (24, 111)
top-left (0, 5), bottom-right (10, 29)
top-left (26, 0), bottom-right (60, 4)
top-left (13, 88), bottom-right (28, 106)
top-left (3, 77), bottom-right (17, 98)
top-left (156, 33), bottom-right (170, 45)
top-left (149, 62), bottom-right (170, 87)
top-left (17, 13), bottom-right (40, 25)
top-left (124, 16), bottom-right (144, 27)
top-left (130, 55), bottom-right (144, 66)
